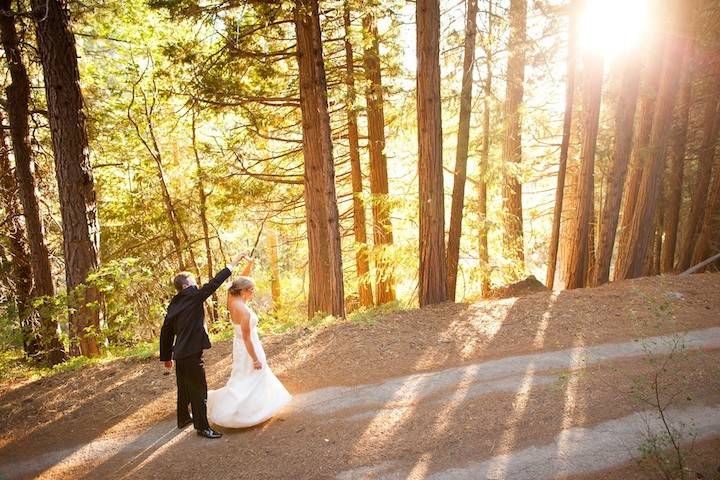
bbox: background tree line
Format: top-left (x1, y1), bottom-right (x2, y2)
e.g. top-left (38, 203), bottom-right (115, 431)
top-left (0, 0), bottom-right (718, 367)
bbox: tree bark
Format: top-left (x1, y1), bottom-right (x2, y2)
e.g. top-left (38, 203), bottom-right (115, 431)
top-left (677, 84), bottom-right (720, 270)
top-left (267, 229), bottom-right (282, 307)
top-left (616, 10), bottom-right (689, 280)
top-left (660, 52), bottom-right (693, 272)
top-left (0, 109), bottom-right (36, 357)
top-left (417, 0), bottom-right (447, 306)
top-left (446, 0), bottom-right (478, 301)
top-left (564, 51), bottom-right (604, 289)
top-left (0, 0), bottom-right (64, 364)
top-left (363, 2), bottom-right (395, 304)
top-left (477, 0), bottom-right (493, 298)
top-left (343, 4), bottom-right (373, 307)
top-left (690, 150), bottom-right (720, 267)
top-left (593, 56), bottom-right (642, 285)
top-left (613, 40), bottom-right (665, 280)
top-left (500, 0), bottom-right (527, 275)
top-left (294, 0), bottom-right (345, 318)
top-left (33, 0), bottom-right (101, 357)
top-left (546, 0), bottom-right (579, 289)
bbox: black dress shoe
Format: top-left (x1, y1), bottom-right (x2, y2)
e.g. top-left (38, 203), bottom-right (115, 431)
top-left (197, 428), bottom-right (223, 439)
top-left (178, 417), bottom-right (193, 429)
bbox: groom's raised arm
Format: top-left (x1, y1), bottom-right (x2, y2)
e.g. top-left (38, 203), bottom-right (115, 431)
top-left (196, 252), bottom-right (247, 301)
top-left (196, 267), bottom-right (232, 302)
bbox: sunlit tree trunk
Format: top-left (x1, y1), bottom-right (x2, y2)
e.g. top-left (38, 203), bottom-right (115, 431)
top-left (295, 0), bottom-right (345, 318)
top-left (446, 0), bottom-right (477, 301)
top-left (593, 56), bottom-right (642, 285)
top-left (33, 0), bottom-right (101, 357)
top-left (546, 0), bottom-right (578, 290)
top-left (564, 51), bottom-right (603, 289)
top-left (614, 40), bottom-right (665, 279)
top-left (586, 201), bottom-right (597, 285)
top-left (363, 1), bottom-right (395, 304)
top-left (616, 9), bottom-right (689, 280)
top-left (500, 0), bottom-right (527, 276)
top-left (660, 53), bottom-right (693, 272)
top-left (417, 0), bottom-right (447, 306)
top-left (678, 88), bottom-right (720, 270)
top-left (0, 0), bottom-right (64, 364)
top-left (343, 4), bottom-right (373, 307)
top-left (477, 0), bottom-right (494, 298)
top-left (267, 229), bottom-right (282, 307)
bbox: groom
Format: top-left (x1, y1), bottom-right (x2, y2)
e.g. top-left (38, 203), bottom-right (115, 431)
top-left (160, 252), bottom-right (249, 439)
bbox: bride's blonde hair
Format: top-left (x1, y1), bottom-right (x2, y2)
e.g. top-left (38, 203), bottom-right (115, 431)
top-left (228, 276), bottom-right (255, 297)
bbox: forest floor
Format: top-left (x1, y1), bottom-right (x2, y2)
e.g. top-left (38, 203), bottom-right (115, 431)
top-left (1, 273), bottom-right (720, 479)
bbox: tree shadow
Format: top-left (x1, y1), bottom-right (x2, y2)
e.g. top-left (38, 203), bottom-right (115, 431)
top-left (3, 276), bottom-right (717, 479)
top-left (0, 346), bottom-right (233, 480)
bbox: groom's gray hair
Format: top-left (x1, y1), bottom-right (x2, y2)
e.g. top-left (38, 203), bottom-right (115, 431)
top-left (173, 271), bottom-right (195, 292)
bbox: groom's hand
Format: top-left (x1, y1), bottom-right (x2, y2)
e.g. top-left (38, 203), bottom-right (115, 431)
top-left (164, 360), bottom-right (173, 369)
top-left (230, 252), bottom-right (246, 268)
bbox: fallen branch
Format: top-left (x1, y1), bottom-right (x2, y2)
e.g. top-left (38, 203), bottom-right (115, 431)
top-left (680, 252), bottom-right (720, 275)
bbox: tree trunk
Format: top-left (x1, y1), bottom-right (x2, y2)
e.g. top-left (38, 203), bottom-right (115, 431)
top-left (417, 0), bottom-right (447, 307)
top-left (546, 0), bottom-right (579, 289)
top-left (0, 109), bottom-right (36, 357)
top-left (33, 0), bottom-right (101, 357)
top-left (294, 0), bottom-right (345, 318)
top-left (0, 0), bottom-right (64, 364)
top-left (613, 41), bottom-right (665, 280)
top-left (267, 229), bottom-right (282, 307)
top-left (564, 51), bottom-right (604, 289)
top-left (660, 52), bottom-right (693, 272)
top-left (616, 12), bottom-right (689, 280)
top-left (477, 0), bottom-right (493, 298)
top-left (593, 56), bottom-right (642, 285)
top-left (191, 108), bottom-right (217, 323)
top-left (586, 199), bottom-right (597, 286)
top-left (363, 2), bottom-right (395, 304)
top-left (691, 150), bottom-right (720, 267)
top-left (677, 86), bottom-right (720, 270)
top-left (446, 0), bottom-right (478, 301)
top-left (500, 0), bottom-right (527, 276)
top-left (343, 4), bottom-right (373, 307)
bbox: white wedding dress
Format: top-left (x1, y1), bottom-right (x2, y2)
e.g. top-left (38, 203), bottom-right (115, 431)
top-left (207, 308), bottom-right (291, 428)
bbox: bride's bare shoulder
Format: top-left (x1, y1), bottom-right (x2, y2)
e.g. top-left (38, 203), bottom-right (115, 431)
top-left (228, 301), bottom-right (251, 324)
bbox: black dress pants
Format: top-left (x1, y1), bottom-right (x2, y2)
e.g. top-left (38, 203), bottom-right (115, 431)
top-left (175, 351), bottom-right (210, 430)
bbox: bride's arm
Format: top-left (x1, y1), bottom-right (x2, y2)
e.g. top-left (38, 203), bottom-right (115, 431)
top-left (240, 255), bottom-right (255, 276)
top-left (233, 306), bottom-right (262, 369)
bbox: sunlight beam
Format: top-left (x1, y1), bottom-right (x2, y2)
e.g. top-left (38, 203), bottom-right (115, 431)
top-left (579, 0), bottom-right (650, 59)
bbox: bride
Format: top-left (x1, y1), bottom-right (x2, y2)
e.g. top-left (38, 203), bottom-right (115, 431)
top-left (207, 266), bottom-right (291, 428)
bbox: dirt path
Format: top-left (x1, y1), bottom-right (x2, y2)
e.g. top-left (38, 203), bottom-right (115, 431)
top-left (4, 328), bottom-right (720, 479)
top-left (1, 273), bottom-right (719, 479)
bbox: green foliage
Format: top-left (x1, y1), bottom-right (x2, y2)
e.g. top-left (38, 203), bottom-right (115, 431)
top-left (348, 300), bottom-right (405, 325)
top-left (86, 258), bottom-right (169, 346)
top-left (627, 292), bottom-right (697, 480)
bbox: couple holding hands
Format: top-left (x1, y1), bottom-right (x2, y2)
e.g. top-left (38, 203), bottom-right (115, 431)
top-left (159, 253), bottom-right (291, 439)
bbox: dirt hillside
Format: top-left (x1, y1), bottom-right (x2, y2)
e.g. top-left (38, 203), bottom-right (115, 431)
top-left (1, 273), bottom-right (719, 479)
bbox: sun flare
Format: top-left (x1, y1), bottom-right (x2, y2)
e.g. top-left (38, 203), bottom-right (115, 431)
top-left (579, 0), bottom-right (651, 59)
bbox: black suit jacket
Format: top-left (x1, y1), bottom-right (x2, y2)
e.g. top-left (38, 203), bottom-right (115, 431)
top-left (159, 267), bottom-right (231, 361)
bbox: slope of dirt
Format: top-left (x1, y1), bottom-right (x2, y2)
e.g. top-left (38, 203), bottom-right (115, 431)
top-left (0, 273), bottom-right (719, 479)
